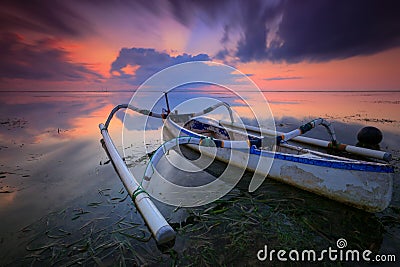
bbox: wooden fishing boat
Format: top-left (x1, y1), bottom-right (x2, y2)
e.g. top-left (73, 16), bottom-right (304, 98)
top-left (99, 96), bottom-right (394, 243)
top-left (162, 114), bottom-right (393, 212)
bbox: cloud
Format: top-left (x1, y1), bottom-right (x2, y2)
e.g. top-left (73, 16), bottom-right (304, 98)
top-left (167, 0), bottom-right (230, 27)
top-left (264, 76), bottom-right (302, 81)
top-left (2, 0), bottom-right (399, 83)
top-left (233, 0), bottom-right (284, 62)
top-left (263, 0), bottom-right (400, 63)
top-left (0, 32), bottom-right (102, 81)
top-left (0, 0), bottom-right (93, 37)
top-left (110, 48), bottom-right (210, 85)
top-left (214, 48), bottom-right (230, 61)
top-left (235, 0), bottom-right (400, 63)
top-left (166, 0), bottom-right (400, 63)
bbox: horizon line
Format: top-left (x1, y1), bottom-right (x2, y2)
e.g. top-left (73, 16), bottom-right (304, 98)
top-left (1, 90), bottom-right (400, 93)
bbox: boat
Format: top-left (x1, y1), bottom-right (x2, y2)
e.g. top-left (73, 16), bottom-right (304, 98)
top-left (162, 115), bottom-right (393, 213)
top-left (99, 95), bottom-right (394, 243)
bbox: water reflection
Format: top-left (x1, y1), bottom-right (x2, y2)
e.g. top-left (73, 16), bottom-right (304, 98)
top-left (0, 92), bottom-right (128, 246)
top-left (0, 90), bottom-right (399, 265)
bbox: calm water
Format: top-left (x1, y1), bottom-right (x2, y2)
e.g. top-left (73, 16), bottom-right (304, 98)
top-left (0, 90), bottom-right (399, 265)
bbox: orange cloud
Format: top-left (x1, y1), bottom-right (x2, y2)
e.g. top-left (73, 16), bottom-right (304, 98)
top-left (121, 64), bottom-right (140, 76)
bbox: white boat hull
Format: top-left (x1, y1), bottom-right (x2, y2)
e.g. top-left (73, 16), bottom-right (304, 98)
top-left (164, 118), bottom-right (393, 212)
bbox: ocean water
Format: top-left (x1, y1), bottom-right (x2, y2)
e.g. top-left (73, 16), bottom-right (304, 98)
top-left (0, 90), bottom-right (399, 265)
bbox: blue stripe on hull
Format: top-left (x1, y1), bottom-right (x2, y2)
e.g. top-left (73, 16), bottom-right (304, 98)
top-left (251, 147), bottom-right (393, 173)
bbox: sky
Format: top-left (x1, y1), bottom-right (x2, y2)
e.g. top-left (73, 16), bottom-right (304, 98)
top-left (0, 0), bottom-right (399, 91)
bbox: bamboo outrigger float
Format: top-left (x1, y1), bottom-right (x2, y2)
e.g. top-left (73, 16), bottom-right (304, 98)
top-left (99, 122), bottom-right (176, 245)
top-left (99, 94), bottom-right (394, 243)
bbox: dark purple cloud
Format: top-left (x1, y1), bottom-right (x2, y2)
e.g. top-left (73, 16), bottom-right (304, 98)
top-left (233, 1), bottom-right (283, 62)
top-left (234, 0), bottom-right (400, 62)
top-left (0, 0), bottom-right (103, 83)
top-left (261, 0), bottom-right (400, 63)
top-left (110, 48), bottom-right (210, 84)
top-left (0, 0), bottom-right (93, 37)
top-left (0, 32), bottom-right (102, 81)
top-left (215, 48), bottom-right (230, 61)
top-left (167, 0), bottom-right (400, 63)
top-left (168, 0), bottom-right (230, 26)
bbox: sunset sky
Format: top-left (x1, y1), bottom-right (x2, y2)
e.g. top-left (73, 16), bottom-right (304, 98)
top-left (0, 0), bottom-right (399, 92)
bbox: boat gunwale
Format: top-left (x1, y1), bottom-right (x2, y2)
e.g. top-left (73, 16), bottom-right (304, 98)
top-left (166, 117), bottom-right (394, 174)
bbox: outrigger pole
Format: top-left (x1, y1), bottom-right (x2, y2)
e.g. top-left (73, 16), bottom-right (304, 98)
top-left (220, 120), bottom-right (392, 161)
top-left (99, 123), bottom-right (176, 245)
top-left (98, 94), bottom-right (234, 245)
